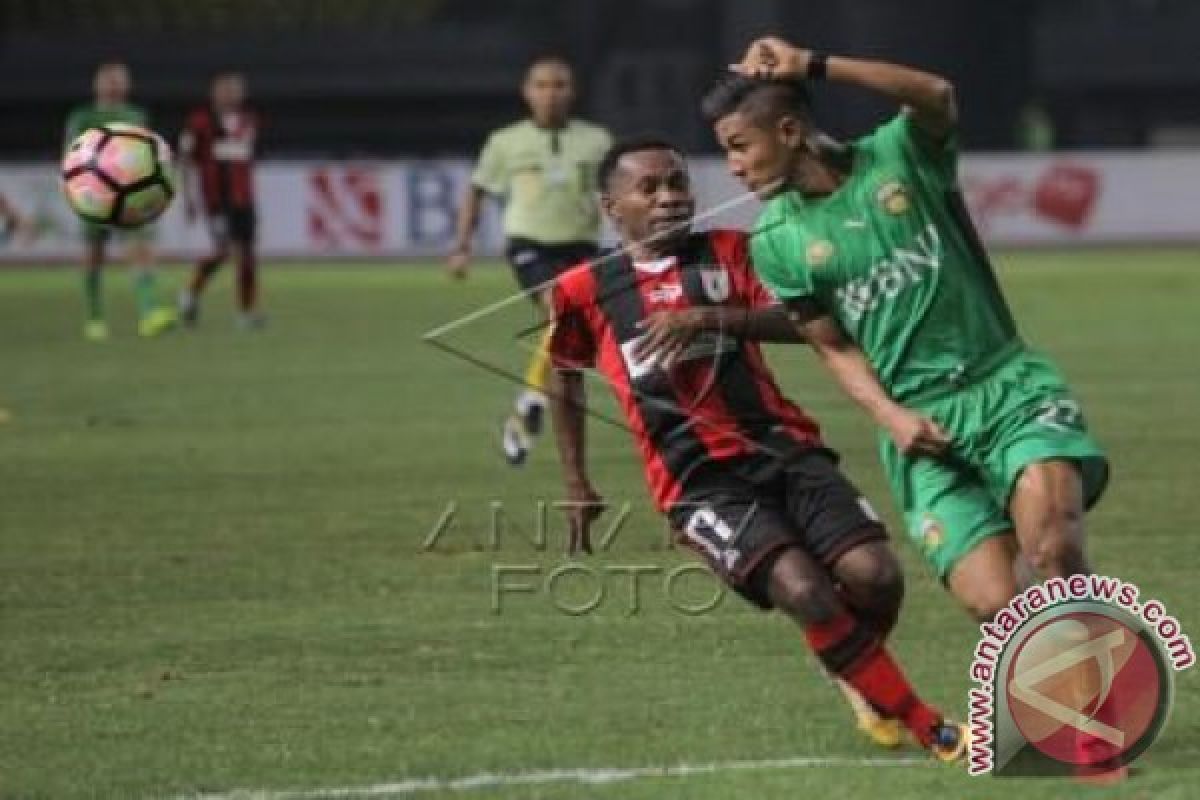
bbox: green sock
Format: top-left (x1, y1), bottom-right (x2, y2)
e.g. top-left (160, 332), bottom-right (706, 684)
top-left (84, 268), bottom-right (103, 322)
top-left (133, 270), bottom-right (158, 320)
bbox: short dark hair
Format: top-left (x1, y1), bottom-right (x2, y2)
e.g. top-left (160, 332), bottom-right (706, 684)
top-left (597, 136), bottom-right (684, 193)
top-left (701, 74), bottom-right (812, 126)
top-left (526, 54), bottom-right (573, 76)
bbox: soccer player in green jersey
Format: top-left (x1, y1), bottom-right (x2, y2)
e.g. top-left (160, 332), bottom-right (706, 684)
top-left (701, 38), bottom-right (1108, 625)
top-left (448, 56), bottom-right (612, 466)
top-left (64, 62), bottom-right (176, 341)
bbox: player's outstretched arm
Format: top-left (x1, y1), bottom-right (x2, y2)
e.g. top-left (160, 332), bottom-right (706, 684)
top-left (795, 309), bottom-right (951, 458)
top-left (549, 368), bottom-right (605, 554)
top-left (634, 307), bottom-right (802, 366)
top-left (447, 184), bottom-right (485, 280)
top-left (731, 37), bottom-right (957, 138)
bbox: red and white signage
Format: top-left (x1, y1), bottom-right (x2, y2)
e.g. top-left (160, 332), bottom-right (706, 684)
top-left (307, 166), bottom-right (384, 251)
top-left (1, 152), bottom-right (1197, 262)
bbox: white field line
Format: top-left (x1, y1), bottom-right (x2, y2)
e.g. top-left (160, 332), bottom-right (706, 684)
top-left (174, 754), bottom-right (931, 799)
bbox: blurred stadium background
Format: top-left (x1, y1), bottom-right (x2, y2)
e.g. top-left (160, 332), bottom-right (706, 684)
top-left (1, 1), bottom-right (1198, 799)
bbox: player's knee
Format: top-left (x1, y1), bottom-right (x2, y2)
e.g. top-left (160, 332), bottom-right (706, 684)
top-left (768, 570), bottom-right (838, 625)
top-left (1027, 530), bottom-right (1088, 578)
top-left (950, 568), bottom-right (1017, 623)
top-left (964, 593), bottom-right (1013, 624)
top-left (834, 539), bottom-right (904, 599)
top-left (950, 551), bottom-right (1019, 623)
top-left (868, 548), bottom-right (905, 606)
top-left (846, 550), bottom-right (904, 617)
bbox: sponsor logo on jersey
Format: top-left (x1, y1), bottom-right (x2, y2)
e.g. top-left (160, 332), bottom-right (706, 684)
top-left (877, 180), bottom-right (911, 215)
top-left (700, 268), bottom-right (730, 302)
top-left (647, 283), bottom-right (683, 304)
top-left (807, 239), bottom-right (835, 268)
top-left (834, 223), bottom-right (942, 322)
top-left (620, 331), bottom-right (736, 380)
top-left (920, 513), bottom-right (944, 553)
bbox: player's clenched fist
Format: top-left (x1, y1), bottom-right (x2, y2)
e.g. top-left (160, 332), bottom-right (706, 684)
top-left (729, 37), bottom-right (811, 79)
top-left (884, 408), bottom-right (952, 458)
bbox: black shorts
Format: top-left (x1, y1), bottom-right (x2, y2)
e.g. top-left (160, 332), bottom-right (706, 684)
top-left (505, 238), bottom-right (598, 294)
top-left (208, 206), bottom-right (257, 245)
top-left (667, 447), bottom-right (888, 610)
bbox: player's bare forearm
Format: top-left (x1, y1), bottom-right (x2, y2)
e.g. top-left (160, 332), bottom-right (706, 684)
top-left (825, 56), bottom-right (957, 137)
top-left (451, 185), bottom-right (484, 253)
top-left (819, 344), bottom-right (908, 428)
top-left (799, 314), bottom-right (951, 455)
top-left (636, 307), bottom-right (801, 361)
top-left (695, 306), bottom-right (803, 342)
top-left (801, 316), bottom-right (907, 428)
top-left (550, 368), bottom-right (591, 489)
top-left (633, 307), bottom-right (800, 365)
top-left (550, 368), bottom-right (605, 555)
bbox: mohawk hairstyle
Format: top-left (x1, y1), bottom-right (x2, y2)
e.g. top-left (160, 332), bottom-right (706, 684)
top-left (701, 73), bottom-right (813, 125)
top-left (597, 135), bottom-right (684, 193)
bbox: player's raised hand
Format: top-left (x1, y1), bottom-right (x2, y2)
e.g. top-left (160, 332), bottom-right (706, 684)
top-left (634, 309), bottom-right (702, 370)
top-left (730, 37), bottom-right (811, 79)
top-left (885, 408), bottom-right (952, 457)
top-left (563, 480), bottom-right (606, 556)
top-left (446, 246), bottom-right (471, 281)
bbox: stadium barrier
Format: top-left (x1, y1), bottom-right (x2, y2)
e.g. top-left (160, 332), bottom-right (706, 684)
top-left (2, 152), bottom-right (1198, 262)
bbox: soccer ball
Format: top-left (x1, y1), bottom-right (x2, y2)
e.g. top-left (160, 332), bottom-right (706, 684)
top-left (61, 123), bottom-right (175, 228)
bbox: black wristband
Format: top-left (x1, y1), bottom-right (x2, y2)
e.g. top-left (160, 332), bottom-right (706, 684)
top-left (807, 52), bottom-right (829, 80)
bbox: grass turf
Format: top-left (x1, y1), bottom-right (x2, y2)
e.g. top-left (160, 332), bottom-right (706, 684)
top-left (1, 250), bottom-right (1198, 799)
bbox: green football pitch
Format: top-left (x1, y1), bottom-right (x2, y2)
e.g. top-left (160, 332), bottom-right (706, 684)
top-left (1, 250), bottom-right (1198, 799)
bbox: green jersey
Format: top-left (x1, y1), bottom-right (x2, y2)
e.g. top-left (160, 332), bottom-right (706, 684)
top-left (751, 114), bottom-right (1019, 402)
top-left (64, 103), bottom-right (148, 149)
top-left (472, 118), bottom-right (611, 244)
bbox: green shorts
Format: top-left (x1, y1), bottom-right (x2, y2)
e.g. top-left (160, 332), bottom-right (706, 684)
top-left (880, 349), bottom-right (1109, 581)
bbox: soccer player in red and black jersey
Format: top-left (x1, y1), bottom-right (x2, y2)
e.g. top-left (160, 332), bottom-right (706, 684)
top-left (548, 137), bottom-right (966, 760)
top-left (177, 72), bottom-right (264, 329)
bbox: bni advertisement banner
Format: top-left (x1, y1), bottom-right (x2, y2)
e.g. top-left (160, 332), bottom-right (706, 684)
top-left (1, 153), bottom-right (1198, 262)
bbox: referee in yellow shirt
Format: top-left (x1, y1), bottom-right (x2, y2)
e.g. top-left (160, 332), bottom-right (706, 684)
top-left (448, 56), bottom-right (612, 465)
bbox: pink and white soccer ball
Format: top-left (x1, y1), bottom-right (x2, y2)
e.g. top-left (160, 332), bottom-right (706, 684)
top-left (61, 123), bottom-right (175, 228)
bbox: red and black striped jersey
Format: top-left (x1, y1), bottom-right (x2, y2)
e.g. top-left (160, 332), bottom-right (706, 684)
top-left (180, 106), bottom-right (259, 212)
top-left (549, 229), bottom-right (824, 512)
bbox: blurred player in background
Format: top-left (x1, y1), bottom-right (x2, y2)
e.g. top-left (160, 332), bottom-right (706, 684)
top-left (64, 62), bottom-right (176, 341)
top-left (178, 72), bottom-right (263, 330)
top-left (448, 56), bottom-right (611, 466)
top-left (549, 138), bottom-right (966, 759)
top-left (0, 193), bottom-right (32, 245)
top-left (705, 39), bottom-right (1109, 628)
top-left (1, 193), bottom-right (31, 423)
